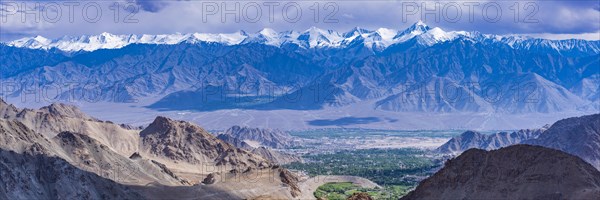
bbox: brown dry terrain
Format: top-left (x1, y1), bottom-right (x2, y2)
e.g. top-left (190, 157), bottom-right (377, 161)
top-left (0, 99), bottom-right (302, 199)
top-left (402, 145), bottom-right (600, 200)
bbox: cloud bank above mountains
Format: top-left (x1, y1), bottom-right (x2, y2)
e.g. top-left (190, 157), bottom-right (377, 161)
top-left (0, 0), bottom-right (599, 41)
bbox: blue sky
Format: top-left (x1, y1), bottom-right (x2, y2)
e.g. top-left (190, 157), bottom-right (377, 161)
top-left (1, 0), bottom-right (599, 41)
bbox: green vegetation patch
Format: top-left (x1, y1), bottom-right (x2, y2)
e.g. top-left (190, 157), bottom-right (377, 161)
top-left (286, 148), bottom-right (440, 185)
top-left (314, 182), bottom-right (414, 200)
top-left (286, 148), bottom-right (444, 199)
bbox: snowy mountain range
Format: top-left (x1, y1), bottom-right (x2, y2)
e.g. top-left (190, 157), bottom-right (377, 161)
top-left (7, 21), bottom-right (600, 53)
top-left (1, 21), bottom-right (598, 114)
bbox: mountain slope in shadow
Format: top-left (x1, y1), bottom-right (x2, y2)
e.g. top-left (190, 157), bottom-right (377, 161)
top-left (402, 145), bottom-right (600, 200)
top-left (0, 149), bottom-right (143, 199)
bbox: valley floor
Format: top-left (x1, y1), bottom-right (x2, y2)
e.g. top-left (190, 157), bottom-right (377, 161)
top-left (8, 98), bottom-right (594, 131)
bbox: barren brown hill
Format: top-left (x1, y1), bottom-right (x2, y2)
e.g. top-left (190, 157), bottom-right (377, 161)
top-left (0, 100), bottom-right (303, 199)
top-left (140, 116), bottom-right (271, 169)
top-left (53, 131), bottom-right (189, 185)
top-left (1, 101), bottom-right (140, 156)
top-left (401, 145), bottom-right (600, 200)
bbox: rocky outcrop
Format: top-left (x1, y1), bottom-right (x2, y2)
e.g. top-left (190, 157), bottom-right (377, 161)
top-left (140, 116), bottom-right (270, 168)
top-left (402, 145), bottom-right (600, 200)
top-left (251, 147), bottom-right (302, 165)
top-left (129, 152), bottom-right (142, 159)
top-left (0, 99), bottom-right (19, 118)
top-left (218, 132), bottom-right (302, 165)
top-left (39, 103), bottom-right (93, 119)
top-left (278, 168), bottom-right (301, 198)
top-left (436, 128), bottom-right (545, 154)
top-left (51, 131), bottom-right (188, 185)
top-left (150, 160), bottom-right (190, 185)
top-left (222, 126), bottom-right (296, 149)
top-left (202, 173), bottom-right (218, 184)
top-left (217, 134), bottom-right (253, 150)
top-left (0, 119), bottom-right (53, 154)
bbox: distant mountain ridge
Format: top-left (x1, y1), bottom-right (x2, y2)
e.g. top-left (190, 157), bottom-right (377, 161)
top-left (524, 113), bottom-right (600, 169)
top-left (219, 125), bottom-right (297, 149)
top-left (1, 21), bottom-right (598, 114)
top-left (216, 126), bottom-right (303, 164)
top-left (435, 128), bottom-right (546, 154)
top-left (436, 113), bottom-right (600, 169)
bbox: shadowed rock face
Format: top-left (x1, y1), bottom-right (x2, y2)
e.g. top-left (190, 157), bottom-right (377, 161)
top-left (278, 168), bottom-right (301, 198)
top-left (402, 145), bottom-right (600, 200)
top-left (524, 113), bottom-right (600, 169)
top-left (140, 116), bottom-right (270, 168)
top-left (0, 99), bottom-right (19, 118)
top-left (0, 149), bottom-right (144, 200)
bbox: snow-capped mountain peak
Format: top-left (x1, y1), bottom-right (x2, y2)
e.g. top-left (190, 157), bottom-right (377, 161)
top-left (296, 27), bottom-right (343, 48)
top-left (4, 21), bottom-right (599, 53)
top-left (343, 27), bottom-right (372, 38)
top-left (9, 35), bottom-right (52, 49)
top-left (258, 28), bottom-right (278, 37)
top-left (414, 20), bottom-right (426, 26)
top-left (417, 27), bottom-right (458, 45)
top-left (393, 21), bottom-right (432, 42)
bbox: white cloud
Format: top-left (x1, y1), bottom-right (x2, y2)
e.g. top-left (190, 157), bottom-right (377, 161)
top-left (1, 0), bottom-right (598, 41)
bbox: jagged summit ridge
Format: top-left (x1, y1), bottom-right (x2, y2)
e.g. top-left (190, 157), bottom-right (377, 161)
top-left (435, 128), bottom-right (546, 154)
top-left (6, 21), bottom-right (599, 52)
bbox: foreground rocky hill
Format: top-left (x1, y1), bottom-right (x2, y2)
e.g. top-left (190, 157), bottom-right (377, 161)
top-left (402, 145), bottom-right (600, 199)
top-left (0, 99), bottom-right (303, 199)
top-left (0, 99), bottom-right (140, 156)
top-left (0, 149), bottom-right (144, 199)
